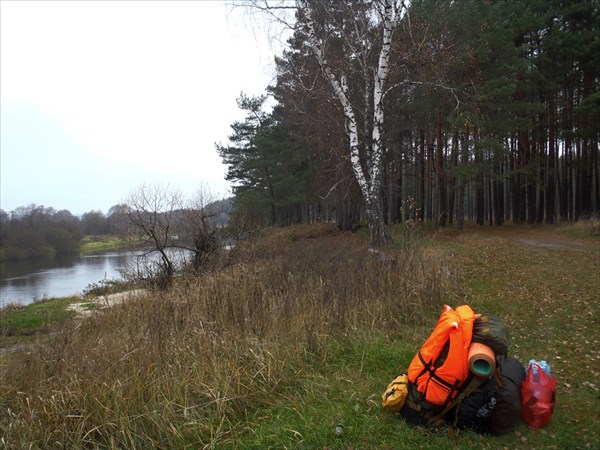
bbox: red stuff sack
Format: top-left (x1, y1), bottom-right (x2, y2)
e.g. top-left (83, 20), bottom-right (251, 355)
top-left (521, 363), bottom-right (557, 428)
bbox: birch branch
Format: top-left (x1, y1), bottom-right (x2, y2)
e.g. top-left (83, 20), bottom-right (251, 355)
top-left (318, 175), bottom-right (351, 200)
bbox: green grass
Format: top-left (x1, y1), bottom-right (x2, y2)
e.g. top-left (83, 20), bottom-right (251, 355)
top-left (230, 333), bottom-right (428, 449)
top-left (0, 297), bottom-right (81, 360)
top-left (1, 296), bottom-right (79, 337)
top-left (79, 235), bottom-right (130, 253)
top-left (220, 331), bottom-right (522, 449)
top-left (228, 224), bottom-right (600, 449)
top-left (437, 226), bottom-right (600, 449)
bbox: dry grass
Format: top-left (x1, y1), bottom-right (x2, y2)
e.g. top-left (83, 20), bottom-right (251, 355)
top-left (0, 224), bottom-right (454, 449)
top-left (556, 216), bottom-right (600, 238)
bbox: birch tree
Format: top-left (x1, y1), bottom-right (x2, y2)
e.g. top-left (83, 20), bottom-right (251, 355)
top-left (248, 0), bottom-right (407, 246)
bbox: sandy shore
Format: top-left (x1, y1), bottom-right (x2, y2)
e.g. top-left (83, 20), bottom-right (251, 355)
top-left (67, 289), bottom-right (145, 317)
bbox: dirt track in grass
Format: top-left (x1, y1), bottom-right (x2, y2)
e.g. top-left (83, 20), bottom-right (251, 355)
top-left (476, 225), bottom-right (596, 252)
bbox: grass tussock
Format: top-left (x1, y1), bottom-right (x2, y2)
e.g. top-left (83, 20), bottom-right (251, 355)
top-left (556, 216), bottom-right (600, 239)
top-left (0, 225), bottom-right (454, 449)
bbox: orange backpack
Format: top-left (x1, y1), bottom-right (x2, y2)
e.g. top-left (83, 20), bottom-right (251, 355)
top-left (407, 305), bottom-right (475, 406)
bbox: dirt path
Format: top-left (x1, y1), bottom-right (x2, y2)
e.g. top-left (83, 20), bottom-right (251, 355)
top-left (446, 224), bottom-right (599, 252)
top-left (495, 227), bottom-right (597, 252)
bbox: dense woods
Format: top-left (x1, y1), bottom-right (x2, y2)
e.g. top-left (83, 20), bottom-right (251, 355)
top-left (219, 0), bottom-right (599, 236)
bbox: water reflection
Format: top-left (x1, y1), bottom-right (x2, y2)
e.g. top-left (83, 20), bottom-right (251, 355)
top-left (0, 251), bottom-right (132, 306)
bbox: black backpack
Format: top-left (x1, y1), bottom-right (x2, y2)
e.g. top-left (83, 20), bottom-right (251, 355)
top-left (489, 356), bottom-right (526, 435)
top-left (400, 380), bottom-right (445, 428)
top-left (455, 356), bottom-right (526, 435)
top-left (401, 373), bottom-right (490, 433)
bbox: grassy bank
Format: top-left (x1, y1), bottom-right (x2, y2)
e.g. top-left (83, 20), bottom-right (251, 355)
top-left (0, 222), bottom-right (598, 449)
top-left (78, 235), bottom-right (130, 253)
top-left (0, 296), bottom-right (82, 359)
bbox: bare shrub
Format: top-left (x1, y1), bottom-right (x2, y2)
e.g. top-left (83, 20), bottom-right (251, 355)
top-left (122, 184), bottom-right (230, 289)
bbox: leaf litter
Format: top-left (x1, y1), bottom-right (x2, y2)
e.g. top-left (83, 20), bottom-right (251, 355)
top-left (439, 226), bottom-right (599, 448)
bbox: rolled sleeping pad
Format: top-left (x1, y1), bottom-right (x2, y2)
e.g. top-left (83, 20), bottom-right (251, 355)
top-left (468, 342), bottom-right (496, 376)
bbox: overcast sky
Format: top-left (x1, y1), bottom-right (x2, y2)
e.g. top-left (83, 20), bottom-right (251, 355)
top-left (1, 0), bottom-right (287, 215)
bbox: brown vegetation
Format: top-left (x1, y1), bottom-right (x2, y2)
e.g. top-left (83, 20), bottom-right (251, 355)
top-left (0, 224), bottom-right (454, 448)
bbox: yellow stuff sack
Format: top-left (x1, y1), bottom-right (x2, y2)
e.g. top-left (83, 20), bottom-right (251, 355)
top-left (382, 373), bottom-right (409, 412)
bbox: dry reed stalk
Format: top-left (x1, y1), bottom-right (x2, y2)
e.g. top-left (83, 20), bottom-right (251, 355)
top-left (1, 230), bottom-right (455, 448)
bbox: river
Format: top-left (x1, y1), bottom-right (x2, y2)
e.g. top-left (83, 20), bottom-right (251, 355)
top-left (1, 251), bottom-right (135, 306)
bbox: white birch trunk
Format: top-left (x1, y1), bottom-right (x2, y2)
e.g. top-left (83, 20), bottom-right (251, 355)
top-left (301, 0), bottom-right (404, 246)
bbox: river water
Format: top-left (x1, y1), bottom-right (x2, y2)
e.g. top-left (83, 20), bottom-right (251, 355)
top-left (1, 251), bottom-right (134, 306)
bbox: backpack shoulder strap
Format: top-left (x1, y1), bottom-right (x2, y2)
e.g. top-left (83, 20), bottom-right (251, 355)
top-left (494, 369), bottom-right (506, 389)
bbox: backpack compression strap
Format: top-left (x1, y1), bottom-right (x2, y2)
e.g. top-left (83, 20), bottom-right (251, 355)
top-left (444, 371), bottom-right (506, 437)
top-left (425, 374), bottom-right (488, 432)
top-left (417, 351), bottom-right (458, 406)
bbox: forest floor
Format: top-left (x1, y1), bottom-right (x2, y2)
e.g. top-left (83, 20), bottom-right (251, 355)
top-left (467, 224), bottom-right (596, 252)
top-left (423, 223), bottom-right (600, 448)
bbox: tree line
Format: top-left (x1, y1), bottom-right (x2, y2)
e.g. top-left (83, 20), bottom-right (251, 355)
top-left (0, 204), bottom-right (131, 261)
top-left (0, 193), bottom-right (231, 270)
top-left (218, 0), bottom-right (599, 245)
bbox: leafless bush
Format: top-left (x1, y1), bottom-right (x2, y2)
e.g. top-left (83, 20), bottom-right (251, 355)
top-left (122, 183), bottom-right (230, 288)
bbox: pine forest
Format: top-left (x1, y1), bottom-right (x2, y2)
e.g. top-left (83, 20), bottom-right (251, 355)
top-left (217, 0), bottom-right (599, 238)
